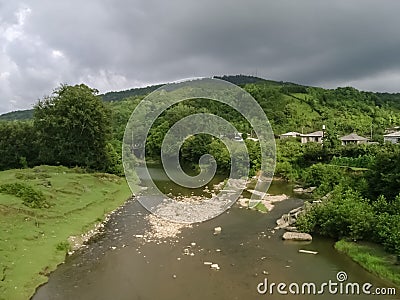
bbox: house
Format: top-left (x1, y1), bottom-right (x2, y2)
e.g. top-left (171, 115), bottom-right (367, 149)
top-left (339, 133), bottom-right (368, 146)
top-left (280, 131), bottom-right (301, 139)
top-left (300, 131), bottom-right (323, 144)
top-left (385, 126), bottom-right (400, 134)
top-left (384, 131), bottom-right (400, 144)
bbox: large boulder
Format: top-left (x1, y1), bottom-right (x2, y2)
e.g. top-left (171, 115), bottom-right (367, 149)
top-left (282, 232), bottom-right (312, 241)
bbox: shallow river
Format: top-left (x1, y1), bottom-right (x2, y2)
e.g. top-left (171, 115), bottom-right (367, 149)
top-left (33, 167), bottom-right (398, 300)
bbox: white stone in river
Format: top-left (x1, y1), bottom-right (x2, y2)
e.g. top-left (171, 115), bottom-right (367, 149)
top-left (210, 263), bottom-right (220, 270)
top-left (135, 234), bottom-right (143, 238)
top-left (282, 232), bottom-right (312, 241)
top-left (214, 227), bottom-right (222, 234)
top-left (204, 262), bottom-right (213, 265)
top-left (191, 242), bottom-right (196, 246)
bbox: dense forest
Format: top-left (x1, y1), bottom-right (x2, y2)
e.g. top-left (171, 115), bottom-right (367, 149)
top-left (1, 75), bottom-right (400, 257)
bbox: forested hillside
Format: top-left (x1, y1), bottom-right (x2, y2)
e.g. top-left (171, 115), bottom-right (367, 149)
top-left (0, 109), bottom-right (33, 121)
top-left (2, 76), bottom-right (399, 142)
top-left (1, 76), bottom-right (400, 173)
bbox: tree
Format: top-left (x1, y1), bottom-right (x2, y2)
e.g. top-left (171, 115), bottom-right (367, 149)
top-left (0, 121), bottom-right (39, 170)
top-left (34, 84), bottom-right (112, 170)
top-left (366, 147), bottom-right (400, 200)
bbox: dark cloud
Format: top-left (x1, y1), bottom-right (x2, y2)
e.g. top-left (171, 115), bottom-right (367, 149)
top-left (1, 0), bottom-right (400, 114)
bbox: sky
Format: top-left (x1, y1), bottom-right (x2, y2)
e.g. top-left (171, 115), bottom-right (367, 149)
top-left (1, 0), bottom-right (400, 114)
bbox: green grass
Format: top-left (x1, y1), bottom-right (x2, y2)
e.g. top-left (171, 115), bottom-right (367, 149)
top-left (335, 240), bottom-right (400, 288)
top-left (0, 165), bottom-right (138, 300)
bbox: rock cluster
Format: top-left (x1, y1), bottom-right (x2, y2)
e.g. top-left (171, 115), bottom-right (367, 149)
top-left (66, 198), bottom-right (133, 255)
top-left (142, 214), bottom-right (192, 241)
top-left (238, 194), bottom-right (289, 212)
top-left (282, 232), bottom-right (312, 241)
top-left (293, 186), bottom-right (316, 194)
top-left (152, 179), bottom-right (247, 223)
top-left (275, 205), bottom-right (314, 241)
top-left (275, 206), bottom-right (303, 231)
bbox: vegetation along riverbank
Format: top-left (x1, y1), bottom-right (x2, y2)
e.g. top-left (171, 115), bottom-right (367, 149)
top-left (0, 166), bottom-right (136, 300)
top-left (335, 240), bottom-right (400, 288)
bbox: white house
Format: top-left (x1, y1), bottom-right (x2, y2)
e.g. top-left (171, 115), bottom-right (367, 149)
top-left (384, 131), bottom-right (400, 144)
top-left (280, 131), bottom-right (301, 139)
top-left (300, 131), bottom-right (323, 144)
top-left (339, 133), bottom-right (368, 146)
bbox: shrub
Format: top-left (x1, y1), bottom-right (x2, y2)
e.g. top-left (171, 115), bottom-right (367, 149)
top-left (301, 163), bottom-right (345, 196)
top-left (375, 213), bottom-right (400, 254)
top-left (296, 186), bottom-right (375, 240)
top-left (0, 183), bottom-right (48, 208)
top-left (275, 161), bottom-right (298, 181)
top-left (56, 241), bottom-right (71, 253)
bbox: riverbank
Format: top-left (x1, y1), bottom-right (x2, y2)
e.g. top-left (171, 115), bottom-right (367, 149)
top-left (0, 165), bottom-right (137, 300)
top-left (335, 240), bottom-right (400, 288)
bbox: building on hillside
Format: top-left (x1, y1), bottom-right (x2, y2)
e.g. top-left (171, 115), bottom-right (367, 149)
top-left (385, 126), bottom-right (400, 134)
top-left (339, 133), bottom-right (368, 146)
top-left (300, 131), bottom-right (323, 144)
top-left (383, 131), bottom-right (400, 144)
top-left (280, 132), bottom-right (301, 139)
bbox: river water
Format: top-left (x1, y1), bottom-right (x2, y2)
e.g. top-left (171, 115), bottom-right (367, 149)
top-left (33, 167), bottom-right (398, 300)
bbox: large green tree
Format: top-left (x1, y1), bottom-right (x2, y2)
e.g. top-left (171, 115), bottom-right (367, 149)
top-left (34, 84), bottom-right (112, 170)
top-left (0, 121), bottom-right (39, 170)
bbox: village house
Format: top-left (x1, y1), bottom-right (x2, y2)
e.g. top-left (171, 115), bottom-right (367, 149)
top-left (339, 133), bottom-right (368, 146)
top-left (383, 131), bottom-right (400, 144)
top-left (300, 131), bottom-right (323, 144)
top-left (280, 131), bottom-right (301, 139)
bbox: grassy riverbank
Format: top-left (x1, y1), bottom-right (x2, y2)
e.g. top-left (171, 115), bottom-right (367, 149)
top-left (0, 166), bottom-right (137, 300)
top-left (335, 240), bottom-right (400, 288)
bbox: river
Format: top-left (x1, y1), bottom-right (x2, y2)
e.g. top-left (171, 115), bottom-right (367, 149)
top-left (33, 166), bottom-right (398, 300)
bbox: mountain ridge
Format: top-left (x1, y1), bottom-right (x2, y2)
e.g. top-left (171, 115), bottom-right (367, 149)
top-left (1, 74), bottom-right (399, 121)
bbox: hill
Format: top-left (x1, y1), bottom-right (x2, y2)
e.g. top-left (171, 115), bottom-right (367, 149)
top-left (0, 75), bottom-right (290, 120)
top-left (0, 109), bottom-right (33, 121)
top-left (1, 75), bottom-right (400, 135)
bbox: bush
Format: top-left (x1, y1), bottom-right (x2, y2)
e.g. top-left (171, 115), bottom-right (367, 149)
top-left (375, 213), bottom-right (400, 254)
top-left (297, 186), bottom-right (375, 240)
top-left (0, 183), bottom-right (49, 208)
top-left (366, 147), bottom-right (400, 200)
top-left (56, 241), bottom-right (71, 253)
top-left (301, 163), bottom-right (345, 195)
top-left (275, 161), bottom-right (298, 181)
top-left (330, 155), bottom-right (375, 169)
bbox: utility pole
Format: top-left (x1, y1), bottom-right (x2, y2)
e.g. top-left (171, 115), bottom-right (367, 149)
top-left (370, 123), bottom-right (373, 140)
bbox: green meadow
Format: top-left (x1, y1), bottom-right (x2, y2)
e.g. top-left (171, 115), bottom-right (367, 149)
top-left (0, 165), bottom-right (136, 300)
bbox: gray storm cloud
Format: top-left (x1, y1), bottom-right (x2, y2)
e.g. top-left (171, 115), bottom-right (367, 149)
top-left (1, 0), bottom-right (400, 114)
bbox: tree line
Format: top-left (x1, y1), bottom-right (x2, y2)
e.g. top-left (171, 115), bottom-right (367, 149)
top-left (0, 84), bottom-right (121, 174)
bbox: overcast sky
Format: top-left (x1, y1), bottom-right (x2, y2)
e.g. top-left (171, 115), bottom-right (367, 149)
top-left (1, 0), bottom-right (400, 114)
